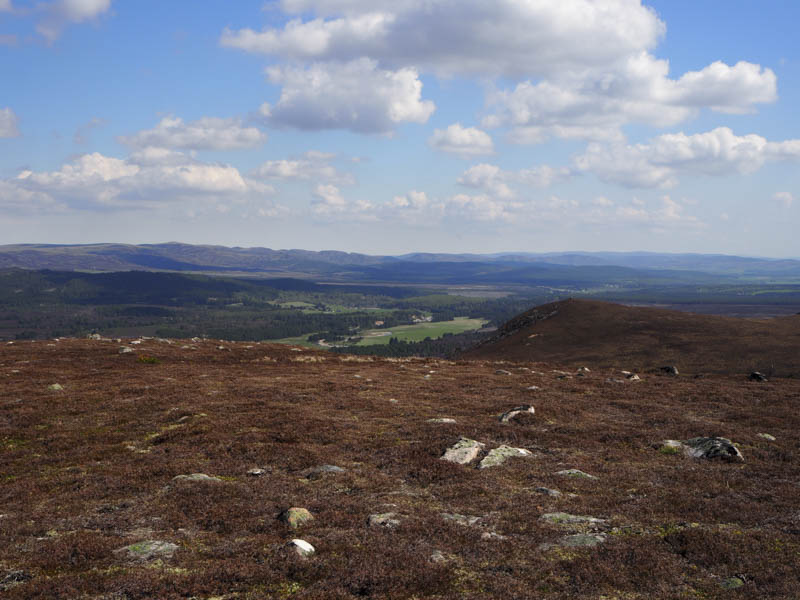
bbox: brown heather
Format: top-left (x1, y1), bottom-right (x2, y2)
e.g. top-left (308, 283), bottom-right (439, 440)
top-left (1, 333), bottom-right (799, 599)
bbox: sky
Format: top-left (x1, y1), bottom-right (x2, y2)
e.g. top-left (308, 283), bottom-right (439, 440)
top-left (0, 0), bottom-right (799, 257)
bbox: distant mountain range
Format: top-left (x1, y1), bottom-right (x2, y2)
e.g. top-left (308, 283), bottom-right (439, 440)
top-left (2, 243), bottom-right (800, 284)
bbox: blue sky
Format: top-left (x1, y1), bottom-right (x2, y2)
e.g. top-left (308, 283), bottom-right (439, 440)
top-left (1, 0), bottom-right (798, 256)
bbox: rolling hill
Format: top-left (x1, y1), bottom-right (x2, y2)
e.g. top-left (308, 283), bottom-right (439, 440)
top-left (463, 298), bottom-right (800, 377)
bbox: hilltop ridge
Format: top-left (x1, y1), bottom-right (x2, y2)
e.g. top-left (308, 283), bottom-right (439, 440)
top-left (463, 298), bottom-right (800, 376)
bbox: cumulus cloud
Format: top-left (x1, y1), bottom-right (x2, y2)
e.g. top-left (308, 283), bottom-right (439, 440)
top-left (222, 0), bottom-right (665, 79)
top-left (458, 164), bottom-right (513, 199)
top-left (222, 1), bottom-right (777, 143)
top-left (774, 191), bottom-right (794, 208)
top-left (120, 116), bottom-right (267, 151)
top-left (0, 0), bottom-right (12, 11)
top-left (311, 183), bottom-right (373, 217)
top-left (2, 150), bottom-right (277, 213)
top-left (258, 59), bottom-right (434, 133)
top-left (37, 0), bottom-right (112, 43)
top-left (458, 163), bottom-right (572, 199)
top-left (428, 124), bottom-right (494, 158)
top-left (251, 151), bottom-right (353, 185)
top-left (485, 56), bottom-right (777, 143)
top-left (574, 127), bottom-right (800, 188)
top-left (0, 107), bottom-right (20, 138)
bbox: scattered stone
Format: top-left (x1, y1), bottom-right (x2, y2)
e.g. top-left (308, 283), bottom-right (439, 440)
top-left (683, 437), bottom-right (744, 462)
top-left (423, 374), bottom-right (432, 380)
top-left (0, 570), bottom-right (32, 590)
top-left (441, 437), bottom-right (485, 465)
top-left (526, 385), bottom-right (541, 391)
top-left (757, 433), bottom-right (776, 441)
top-left (389, 398), bottom-right (399, 404)
top-left (115, 540), bottom-right (179, 562)
top-left (430, 550), bottom-right (447, 563)
top-left (427, 418), bottom-right (457, 424)
top-left (302, 465), bottom-right (346, 480)
top-left (287, 538), bottom-right (315, 557)
top-left (499, 404), bottom-right (535, 423)
top-left (720, 576), bottom-right (745, 590)
top-left (534, 487), bottom-right (562, 497)
top-left (280, 507), bottom-right (314, 529)
top-left (749, 371), bottom-right (768, 382)
top-left (368, 512), bottom-right (401, 528)
top-left (47, 383), bottom-right (63, 391)
top-left (626, 373), bottom-right (641, 381)
top-left (87, 333), bottom-right (102, 340)
top-left (555, 469), bottom-right (597, 480)
top-left (247, 468), bottom-right (267, 477)
top-left (480, 531), bottom-right (507, 541)
top-left (577, 366), bottom-right (591, 373)
top-left (539, 512), bottom-right (607, 528)
top-left (441, 512), bottom-right (481, 527)
top-left (478, 445), bottom-right (533, 469)
top-left (557, 375), bottom-right (572, 380)
top-left (660, 437), bottom-right (744, 462)
top-left (559, 533), bottom-right (607, 548)
top-left (661, 366), bottom-right (679, 376)
top-left (119, 346), bottom-right (134, 354)
top-left (495, 369), bottom-right (512, 375)
top-left (171, 473), bottom-right (223, 484)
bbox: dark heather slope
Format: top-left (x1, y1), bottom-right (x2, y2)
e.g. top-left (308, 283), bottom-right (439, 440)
top-left (462, 298), bottom-right (800, 377)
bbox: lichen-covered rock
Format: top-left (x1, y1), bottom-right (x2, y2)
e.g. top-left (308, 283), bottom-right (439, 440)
top-left (441, 512), bottom-right (481, 527)
top-left (683, 437), bottom-right (744, 462)
top-left (115, 540), bottom-right (179, 562)
top-left (749, 371), bottom-right (768, 382)
top-left (302, 464), bottom-right (346, 479)
top-left (661, 437), bottom-right (744, 462)
top-left (661, 365), bottom-right (679, 376)
top-left (539, 512), bottom-right (607, 528)
top-left (757, 433), bottom-right (776, 441)
top-left (498, 405), bottom-right (535, 423)
top-left (427, 418), bottom-right (457, 424)
top-left (495, 369), bottom-right (512, 375)
top-left (555, 469), bottom-right (597, 480)
top-left (171, 473), bottom-right (223, 483)
top-left (441, 437), bottom-right (485, 464)
top-left (288, 538), bottom-right (315, 557)
top-left (368, 512), bottom-right (401, 528)
top-left (534, 487), bottom-right (562, 497)
top-left (280, 507), bottom-right (314, 529)
top-left (559, 533), bottom-right (607, 548)
top-left (47, 383), bottom-right (64, 391)
top-left (478, 446), bottom-right (532, 469)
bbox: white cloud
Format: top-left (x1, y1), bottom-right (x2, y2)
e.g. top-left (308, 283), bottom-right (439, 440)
top-left (0, 107), bottom-right (20, 138)
top-left (311, 183), bottom-right (373, 217)
top-left (458, 164), bottom-right (513, 199)
top-left (428, 123), bottom-right (494, 158)
top-left (36, 0), bottom-right (112, 43)
top-left (120, 116), bottom-right (267, 151)
top-left (485, 56), bottom-right (777, 143)
top-left (574, 127), bottom-right (800, 188)
top-left (2, 151), bottom-right (277, 212)
top-left (222, 0), bottom-right (665, 79)
top-left (258, 59), bottom-right (434, 133)
top-left (517, 165), bottom-right (572, 188)
top-left (774, 191), bottom-right (794, 208)
top-left (458, 163), bottom-right (571, 199)
top-left (613, 195), bottom-right (701, 227)
top-left (0, 0), bottom-right (12, 11)
top-left (252, 151), bottom-right (353, 184)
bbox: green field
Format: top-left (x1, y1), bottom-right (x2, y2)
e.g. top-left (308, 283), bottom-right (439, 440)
top-left (355, 317), bottom-right (487, 346)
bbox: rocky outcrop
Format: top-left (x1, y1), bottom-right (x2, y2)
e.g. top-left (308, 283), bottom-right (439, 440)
top-left (441, 437), bottom-right (485, 464)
